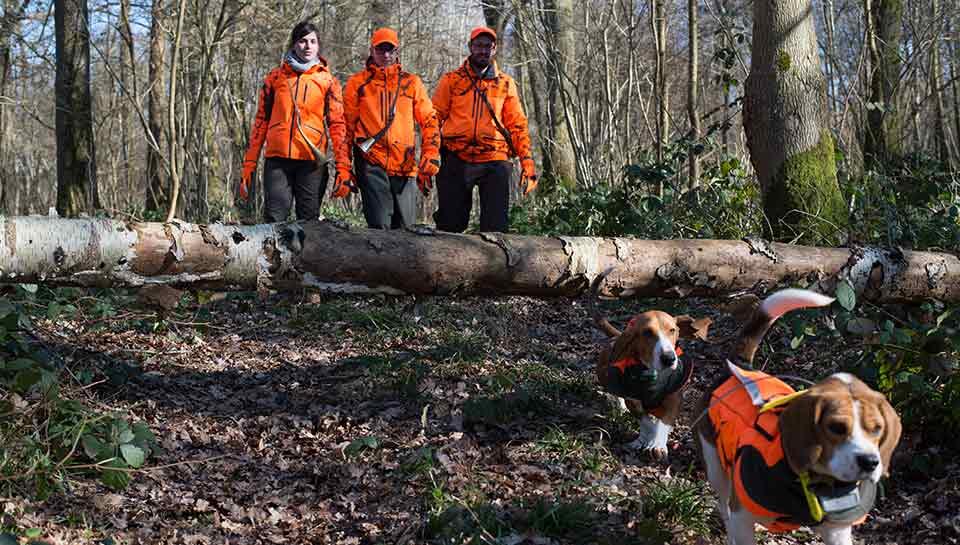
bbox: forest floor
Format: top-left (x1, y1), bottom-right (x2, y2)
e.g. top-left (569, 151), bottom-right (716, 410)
top-left (3, 287), bottom-right (958, 545)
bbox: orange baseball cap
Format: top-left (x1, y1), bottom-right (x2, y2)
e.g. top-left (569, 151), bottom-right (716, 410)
top-left (469, 26), bottom-right (497, 42)
top-left (371, 27), bottom-right (399, 47)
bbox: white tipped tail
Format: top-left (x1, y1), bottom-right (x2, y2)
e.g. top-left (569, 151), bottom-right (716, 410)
top-left (760, 289), bottom-right (835, 321)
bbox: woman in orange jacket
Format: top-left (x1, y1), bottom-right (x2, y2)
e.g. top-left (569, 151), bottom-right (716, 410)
top-left (239, 21), bottom-right (353, 222)
top-left (431, 27), bottom-right (537, 233)
top-left (343, 28), bottom-right (440, 229)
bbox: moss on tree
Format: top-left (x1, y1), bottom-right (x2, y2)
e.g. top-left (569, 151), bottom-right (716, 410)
top-left (764, 131), bottom-right (848, 245)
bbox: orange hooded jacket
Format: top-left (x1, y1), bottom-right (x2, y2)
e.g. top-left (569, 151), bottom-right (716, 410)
top-left (431, 59), bottom-right (532, 164)
top-left (241, 57), bottom-right (351, 182)
top-left (343, 61), bottom-right (439, 177)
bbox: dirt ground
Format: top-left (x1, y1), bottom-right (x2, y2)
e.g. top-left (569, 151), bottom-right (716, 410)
top-left (3, 290), bottom-right (958, 545)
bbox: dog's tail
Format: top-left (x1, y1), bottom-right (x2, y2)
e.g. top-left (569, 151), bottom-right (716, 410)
top-left (729, 289), bottom-right (835, 365)
top-left (589, 267), bottom-right (622, 338)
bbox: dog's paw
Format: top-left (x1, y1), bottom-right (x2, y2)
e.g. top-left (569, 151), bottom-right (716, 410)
top-left (602, 393), bottom-right (629, 415)
top-left (627, 417), bottom-right (672, 460)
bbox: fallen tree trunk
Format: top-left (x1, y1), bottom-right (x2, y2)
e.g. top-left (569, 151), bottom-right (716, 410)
top-left (0, 216), bottom-right (958, 303)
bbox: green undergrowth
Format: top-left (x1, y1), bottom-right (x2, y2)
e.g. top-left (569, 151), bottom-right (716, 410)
top-left (0, 288), bottom-right (158, 499)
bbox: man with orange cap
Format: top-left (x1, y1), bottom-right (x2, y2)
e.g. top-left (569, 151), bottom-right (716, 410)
top-left (431, 26), bottom-right (536, 233)
top-left (343, 27), bottom-right (440, 229)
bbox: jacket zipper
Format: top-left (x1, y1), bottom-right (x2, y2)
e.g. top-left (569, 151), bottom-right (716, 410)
top-left (289, 73), bottom-right (302, 157)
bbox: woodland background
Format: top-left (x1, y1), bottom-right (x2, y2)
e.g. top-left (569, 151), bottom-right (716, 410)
top-left (0, 0), bottom-right (957, 238)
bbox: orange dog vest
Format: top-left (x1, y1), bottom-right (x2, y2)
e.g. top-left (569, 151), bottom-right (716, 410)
top-left (708, 365), bottom-right (876, 532)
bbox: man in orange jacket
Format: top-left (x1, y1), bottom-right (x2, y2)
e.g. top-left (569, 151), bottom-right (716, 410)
top-left (343, 28), bottom-right (440, 229)
top-left (431, 26), bottom-right (536, 233)
top-left (240, 21), bottom-right (353, 222)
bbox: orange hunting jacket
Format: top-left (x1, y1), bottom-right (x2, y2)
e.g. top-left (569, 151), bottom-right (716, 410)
top-left (343, 61), bottom-right (440, 177)
top-left (242, 57), bottom-right (350, 179)
top-left (431, 59), bottom-right (532, 164)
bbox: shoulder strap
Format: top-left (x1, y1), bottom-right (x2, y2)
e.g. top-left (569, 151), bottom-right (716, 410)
top-left (359, 72), bottom-right (405, 152)
top-left (468, 72), bottom-right (519, 157)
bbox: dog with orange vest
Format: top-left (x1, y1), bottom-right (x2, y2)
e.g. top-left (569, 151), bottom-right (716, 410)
top-left (694, 289), bottom-right (902, 545)
top-left (590, 269), bottom-right (711, 459)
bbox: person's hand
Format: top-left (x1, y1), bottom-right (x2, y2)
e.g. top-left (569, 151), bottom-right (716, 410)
top-left (417, 157), bottom-right (440, 196)
top-left (520, 157), bottom-right (537, 196)
top-left (417, 173), bottom-right (433, 196)
top-left (239, 162), bottom-right (255, 202)
top-left (239, 176), bottom-right (250, 202)
top-left (332, 167), bottom-right (356, 199)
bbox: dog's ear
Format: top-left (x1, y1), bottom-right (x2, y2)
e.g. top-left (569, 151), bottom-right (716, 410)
top-left (610, 325), bottom-right (639, 362)
top-left (676, 315), bottom-right (711, 341)
top-left (779, 391), bottom-right (825, 475)
top-left (875, 394), bottom-right (902, 476)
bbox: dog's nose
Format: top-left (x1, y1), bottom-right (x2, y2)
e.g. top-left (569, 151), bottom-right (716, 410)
top-left (660, 351), bottom-right (677, 366)
top-left (856, 454), bottom-right (880, 473)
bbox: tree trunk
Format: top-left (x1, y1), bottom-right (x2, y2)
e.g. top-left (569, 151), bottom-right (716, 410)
top-left (117, 0), bottom-right (135, 195)
top-left (652, 0), bottom-right (669, 167)
top-left (687, 0), bottom-right (700, 189)
top-left (864, 0), bottom-right (904, 170)
top-left (930, 0), bottom-right (950, 163)
top-left (55, 0), bottom-right (98, 217)
top-left (541, 0), bottom-right (577, 190)
top-left (145, 0), bottom-right (167, 217)
top-left (743, 0), bottom-right (847, 245)
top-left (482, 0), bottom-right (506, 39)
top-left (0, 217), bottom-right (957, 304)
top-left (367, 0), bottom-right (390, 29)
top-left (165, 0), bottom-right (188, 222)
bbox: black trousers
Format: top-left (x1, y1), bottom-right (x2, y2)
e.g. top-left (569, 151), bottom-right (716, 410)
top-left (433, 149), bottom-right (512, 233)
top-left (355, 153), bottom-right (417, 229)
top-left (262, 157), bottom-right (328, 223)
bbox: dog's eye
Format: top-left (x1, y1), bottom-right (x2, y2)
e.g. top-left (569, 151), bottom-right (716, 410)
top-left (865, 424), bottom-right (883, 436)
top-left (827, 421), bottom-right (848, 436)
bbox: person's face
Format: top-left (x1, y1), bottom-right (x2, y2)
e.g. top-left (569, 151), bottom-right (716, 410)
top-left (294, 31), bottom-right (319, 61)
top-left (469, 35), bottom-right (496, 68)
top-left (371, 42), bottom-right (399, 67)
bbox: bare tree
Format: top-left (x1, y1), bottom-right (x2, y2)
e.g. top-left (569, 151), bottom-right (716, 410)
top-left (55, 0), bottom-right (99, 216)
top-left (145, 0), bottom-right (168, 216)
top-left (864, 0), bottom-right (904, 169)
top-left (541, 0), bottom-right (578, 189)
top-left (687, 0), bottom-right (700, 188)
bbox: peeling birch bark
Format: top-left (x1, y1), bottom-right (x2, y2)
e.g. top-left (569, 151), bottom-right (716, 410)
top-left (0, 216), bottom-right (958, 303)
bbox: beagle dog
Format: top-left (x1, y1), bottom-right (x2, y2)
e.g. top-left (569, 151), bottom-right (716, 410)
top-left (590, 269), bottom-right (711, 459)
top-left (694, 289), bottom-right (902, 545)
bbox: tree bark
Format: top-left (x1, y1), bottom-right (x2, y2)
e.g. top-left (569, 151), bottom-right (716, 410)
top-left (55, 0), bottom-right (98, 217)
top-left (687, 0), bottom-right (700, 189)
top-left (652, 0), bottom-right (669, 167)
top-left (541, 0), bottom-right (578, 190)
top-left (145, 0), bottom-right (167, 217)
top-left (930, 0), bottom-right (950, 163)
top-left (743, 0), bottom-right (847, 245)
top-left (864, 0), bottom-right (904, 170)
top-left (0, 217), bottom-right (957, 304)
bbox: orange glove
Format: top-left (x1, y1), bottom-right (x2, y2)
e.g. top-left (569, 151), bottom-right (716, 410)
top-left (239, 176), bottom-right (250, 202)
top-left (239, 161), bottom-right (255, 202)
top-left (417, 157), bottom-right (440, 196)
top-left (331, 167), bottom-right (356, 199)
top-left (520, 157), bottom-right (538, 196)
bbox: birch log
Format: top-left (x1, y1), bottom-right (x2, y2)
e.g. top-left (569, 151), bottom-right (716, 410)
top-left (0, 216), bottom-right (958, 303)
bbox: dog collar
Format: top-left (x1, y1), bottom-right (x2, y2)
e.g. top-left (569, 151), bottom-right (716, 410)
top-left (798, 472), bottom-right (877, 525)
